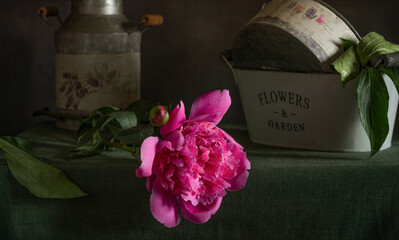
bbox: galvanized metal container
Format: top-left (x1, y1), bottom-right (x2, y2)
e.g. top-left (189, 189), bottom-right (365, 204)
top-left (39, 0), bottom-right (162, 129)
top-left (232, 70), bottom-right (398, 152)
top-left (232, 0), bottom-right (360, 72)
top-left (227, 0), bottom-right (399, 152)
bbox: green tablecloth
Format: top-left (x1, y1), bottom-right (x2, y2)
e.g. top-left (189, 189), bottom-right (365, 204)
top-left (1, 121), bottom-right (399, 240)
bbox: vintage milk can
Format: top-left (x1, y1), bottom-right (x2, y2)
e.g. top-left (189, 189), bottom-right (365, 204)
top-left (38, 0), bottom-right (163, 129)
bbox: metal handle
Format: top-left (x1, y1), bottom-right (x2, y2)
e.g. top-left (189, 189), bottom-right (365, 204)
top-left (136, 14), bottom-right (163, 33)
top-left (38, 6), bottom-right (58, 17)
top-left (222, 49), bottom-right (239, 84)
top-left (37, 6), bottom-right (63, 31)
top-left (316, 0), bottom-right (361, 41)
top-left (370, 52), bottom-right (399, 68)
top-left (141, 14), bottom-right (163, 26)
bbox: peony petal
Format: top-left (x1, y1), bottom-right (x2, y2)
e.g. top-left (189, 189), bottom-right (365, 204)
top-left (160, 101), bottom-right (186, 137)
top-left (226, 167), bottom-right (249, 191)
top-left (146, 174), bottom-right (157, 192)
top-left (185, 113), bottom-right (221, 124)
top-left (150, 178), bottom-right (180, 228)
top-left (165, 130), bottom-right (185, 151)
top-left (136, 137), bottom-right (159, 178)
top-left (156, 140), bottom-right (172, 152)
top-left (222, 130), bottom-right (243, 149)
top-left (189, 89), bottom-right (231, 125)
top-left (179, 197), bottom-right (222, 224)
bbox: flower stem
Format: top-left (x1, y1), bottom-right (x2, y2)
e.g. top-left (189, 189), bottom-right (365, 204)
top-left (102, 141), bottom-right (138, 153)
top-left (33, 109), bottom-right (84, 122)
top-left (102, 140), bottom-right (141, 164)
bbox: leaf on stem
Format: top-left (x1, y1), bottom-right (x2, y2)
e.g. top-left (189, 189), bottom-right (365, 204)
top-left (104, 121), bottom-right (123, 137)
top-left (70, 131), bottom-right (104, 158)
top-left (0, 137), bottom-right (87, 198)
top-left (77, 114), bottom-right (100, 143)
top-left (331, 46), bottom-right (361, 85)
top-left (357, 68), bottom-right (390, 156)
top-left (0, 136), bottom-right (34, 154)
top-left (116, 126), bottom-right (155, 146)
top-left (108, 111), bottom-right (137, 130)
top-left (95, 106), bottom-right (120, 115)
top-left (357, 32), bottom-right (399, 66)
top-left (340, 38), bottom-right (357, 52)
top-left (378, 67), bottom-right (399, 93)
top-left (125, 100), bottom-right (154, 124)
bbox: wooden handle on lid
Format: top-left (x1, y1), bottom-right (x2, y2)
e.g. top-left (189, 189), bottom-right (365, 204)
top-left (141, 14), bottom-right (163, 26)
top-left (38, 6), bottom-right (59, 17)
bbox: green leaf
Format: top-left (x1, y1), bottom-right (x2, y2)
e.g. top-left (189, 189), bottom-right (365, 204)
top-left (0, 137), bottom-right (87, 198)
top-left (116, 126), bottom-right (154, 146)
top-left (77, 107), bottom-right (120, 142)
top-left (357, 32), bottom-right (399, 66)
top-left (340, 38), bottom-right (357, 52)
top-left (95, 106), bottom-right (119, 115)
top-left (77, 114), bottom-right (100, 143)
top-left (331, 46), bottom-right (361, 84)
top-left (125, 100), bottom-right (153, 123)
top-left (69, 132), bottom-right (104, 158)
top-left (357, 68), bottom-right (390, 156)
top-left (378, 67), bottom-right (399, 93)
top-left (108, 111), bottom-right (137, 130)
top-left (104, 121), bottom-right (123, 136)
top-left (96, 115), bottom-right (115, 130)
top-left (0, 136), bottom-right (33, 155)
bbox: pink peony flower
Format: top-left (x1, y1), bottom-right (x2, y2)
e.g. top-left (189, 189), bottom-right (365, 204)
top-left (136, 89), bottom-right (250, 227)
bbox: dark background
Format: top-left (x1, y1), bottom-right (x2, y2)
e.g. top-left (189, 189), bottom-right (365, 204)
top-left (1, 0), bottom-right (399, 135)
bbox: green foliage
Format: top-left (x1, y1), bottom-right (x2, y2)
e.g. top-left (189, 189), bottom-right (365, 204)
top-left (331, 32), bottom-right (399, 156)
top-left (357, 32), bottom-right (399, 66)
top-left (108, 111), bottom-right (137, 130)
top-left (379, 67), bottom-right (399, 93)
top-left (4, 99), bottom-right (166, 198)
top-left (0, 136), bottom-right (34, 154)
top-left (74, 100), bottom-right (161, 158)
top-left (357, 68), bottom-right (390, 156)
top-left (340, 38), bottom-right (357, 52)
top-left (125, 100), bottom-right (154, 124)
top-left (117, 126), bottom-right (155, 146)
top-left (330, 45), bottom-right (360, 84)
top-left (69, 131), bottom-right (104, 158)
top-left (75, 106), bottom-right (139, 156)
top-left (0, 137), bottom-right (87, 198)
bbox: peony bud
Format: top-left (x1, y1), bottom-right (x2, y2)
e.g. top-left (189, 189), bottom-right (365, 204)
top-left (149, 105), bottom-right (169, 127)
